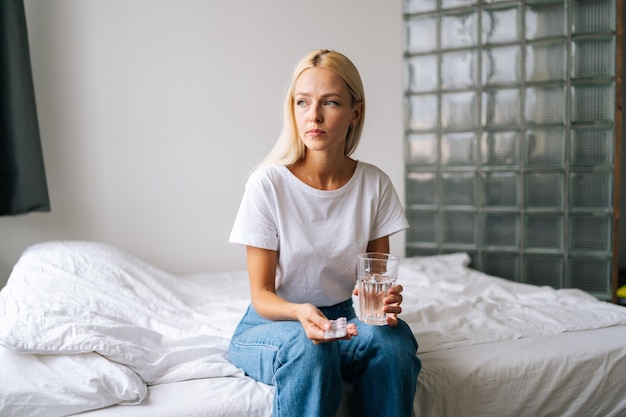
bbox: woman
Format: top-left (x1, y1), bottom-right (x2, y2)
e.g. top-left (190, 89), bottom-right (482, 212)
top-left (228, 49), bottom-right (420, 417)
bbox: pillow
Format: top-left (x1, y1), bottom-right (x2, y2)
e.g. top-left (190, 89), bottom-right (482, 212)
top-left (0, 346), bottom-right (146, 417)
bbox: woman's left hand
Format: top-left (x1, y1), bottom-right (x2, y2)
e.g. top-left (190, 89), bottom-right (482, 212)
top-left (383, 284), bottom-right (403, 326)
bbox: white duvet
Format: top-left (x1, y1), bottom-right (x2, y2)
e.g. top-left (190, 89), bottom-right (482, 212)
top-left (398, 254), bottom-right (626, 353)
top-left (2, 241), bottom-right (626, 416)
top-left (0, 241), bottom-right (246, 416)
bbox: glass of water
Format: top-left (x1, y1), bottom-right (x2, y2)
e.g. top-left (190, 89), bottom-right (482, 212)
top-left (357, 253), bottom-right (399, 325)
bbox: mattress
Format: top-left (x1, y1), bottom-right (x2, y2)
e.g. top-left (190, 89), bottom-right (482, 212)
top-left (74, 327), bottom-right (626, 417)
top-left (1, 241), bottom-right (626, 417)
top-left (72, 378), bottom-right (359, 417)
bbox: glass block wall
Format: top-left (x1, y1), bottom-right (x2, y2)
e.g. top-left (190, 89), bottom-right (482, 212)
top-left (402, 0), bottom-right (619, 300)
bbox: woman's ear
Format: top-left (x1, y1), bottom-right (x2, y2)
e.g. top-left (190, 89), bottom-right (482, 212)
top-left (351, 102), bottom-right (363, 126)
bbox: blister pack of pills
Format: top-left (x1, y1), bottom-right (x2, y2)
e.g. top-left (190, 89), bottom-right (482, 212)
top-left (324, 317), bottom-right (347, 339)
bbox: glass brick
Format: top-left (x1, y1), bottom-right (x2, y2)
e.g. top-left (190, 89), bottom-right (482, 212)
top-left (442, 92), bottom-right (477, 129)
top-left (405, 55), bottom-right (438, 93)
top-left (482, 252), bottom-right (520, 281)
top-left (481, 131), bottom-right (519, 166)
top-left (572, 37), bottom-right (615, 79)
top-left (406, 172), bottom-right (437, 206)
top-left (524, 214), bottom-right (563, 249)
top-left (526, 41), bottom-right (566, 82)
top-left (525, 86), bottom-right (565, 125)
top-left (567, 257), bottom-right (611, 296)
top-left (406, 247), bottom-right (440, 257)
top-left (482, 89), bottom-right (521, 127)
top-left (405, 15), bottom-right (438, 53)
top-left (570, 171), bottom-right (612, 209)
top-left (407, 95), bottom-right (438, 131)
top-left (525, 128), bottom-right (565, 167)
top-left (525, 172), bottom-right (564, 208)
top-left (401, 0), bottom-right (617, 295)
top-left (570, 128), bottom-right (614, 166)
top-left (403, 0), bottom-right (437, 14)
top-left (482, 46), bottom-right (522, 86)
top-left (572, 0), bottom-right (616, 34)
top-left (482, 171), bottom-right (519, 207)
top-left (482, 5), bottom-right (520, 44)
top-left (441, 10), bottom-right (478, 50)
top-left (483, 213), bottom-right (519, 248)
top-left (407, 133), bottom-right (438, 167)
top-left (524, 256), bottom-right (563, 288)
top-left (569, 215), bottom-right (611, 252)
top-left (526, 1), bottom-right (566, 39)
top-left (442, 211), bottom-right (476, 244)
top-left (571, 84), bottom-right (615, 123)
top-left (442, 132), bottom-right (476, 166)
top-left (442, 0), bottom-right (478, 9)
top-left (406, 210), bottom-right (438, 243)
top-left (442, 50), bottom-right (477, 90)
top-left (442, 172), bottom-right (476, 206)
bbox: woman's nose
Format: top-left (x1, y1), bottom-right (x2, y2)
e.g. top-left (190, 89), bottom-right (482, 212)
top-left (309, 105), bottom-right (322, 122)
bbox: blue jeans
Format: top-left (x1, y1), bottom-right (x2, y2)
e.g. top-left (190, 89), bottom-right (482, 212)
top-left (228, 299), bottom-right (421, 417)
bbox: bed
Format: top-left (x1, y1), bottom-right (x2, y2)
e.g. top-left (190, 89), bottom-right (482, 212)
top-left (1, 241), bottom-right (625, 417)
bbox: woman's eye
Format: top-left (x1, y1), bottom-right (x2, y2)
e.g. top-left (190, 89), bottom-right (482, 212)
top-left (296, 100), bottom-right (307, 107)
top-left (325, 100), bottom-right (338, 106)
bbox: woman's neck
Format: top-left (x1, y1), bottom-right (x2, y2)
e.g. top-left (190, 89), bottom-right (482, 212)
top-left (289, 155), bottom-right (357, 191)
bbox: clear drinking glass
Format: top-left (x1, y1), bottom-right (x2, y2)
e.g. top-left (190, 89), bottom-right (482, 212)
top-left (357, 253), bottom-right (399, 326)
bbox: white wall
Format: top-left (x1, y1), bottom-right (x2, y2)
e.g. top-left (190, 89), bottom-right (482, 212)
top-left (0, 0), bottom-right (405, 287)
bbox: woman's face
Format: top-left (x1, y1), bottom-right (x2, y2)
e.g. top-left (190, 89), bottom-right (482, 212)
top-left (293, 67), bottom-right (361, 157)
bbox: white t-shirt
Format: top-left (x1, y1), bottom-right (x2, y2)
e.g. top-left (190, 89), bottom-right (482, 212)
top-left (229, 161), bottom-right (409, 307)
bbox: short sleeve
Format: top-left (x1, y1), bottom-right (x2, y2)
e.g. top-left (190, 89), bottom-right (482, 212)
top-left (370, 171), bottom-right (409, 241)
top-left (228, 168), bottom-right (280, 250)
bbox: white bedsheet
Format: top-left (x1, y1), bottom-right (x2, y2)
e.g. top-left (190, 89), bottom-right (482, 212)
top-left (416, 326), bottom-right (626, 417)
top-left (2, 241), bottom-right (626, 417)
top-left (76, 327), bottom-right (626, 417)
top-left (75, 377), bottom-right (275, 417)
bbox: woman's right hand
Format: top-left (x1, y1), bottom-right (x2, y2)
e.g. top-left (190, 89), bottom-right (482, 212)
top-left (295, 303), bottom-right (357, 344)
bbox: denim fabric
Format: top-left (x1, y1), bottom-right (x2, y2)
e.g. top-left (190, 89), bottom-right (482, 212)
top-left (228, 299), bottom-right (421, 417)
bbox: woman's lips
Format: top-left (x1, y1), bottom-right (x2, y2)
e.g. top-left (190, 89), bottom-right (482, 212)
top-left (307, 129), bottom-right (324, 137)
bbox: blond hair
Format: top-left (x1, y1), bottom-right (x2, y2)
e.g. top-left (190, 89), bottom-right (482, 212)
top-left (261, 49), bottom-right (365, 167)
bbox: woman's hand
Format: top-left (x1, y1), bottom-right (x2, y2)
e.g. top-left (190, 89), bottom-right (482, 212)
top-left (383, 284), bottom-right (403, 326)
top-left (295, 303), bottom-right (358, 344)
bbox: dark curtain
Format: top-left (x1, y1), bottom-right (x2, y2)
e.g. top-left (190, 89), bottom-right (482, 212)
top-left (0, 0), bottom-right (49, 216)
